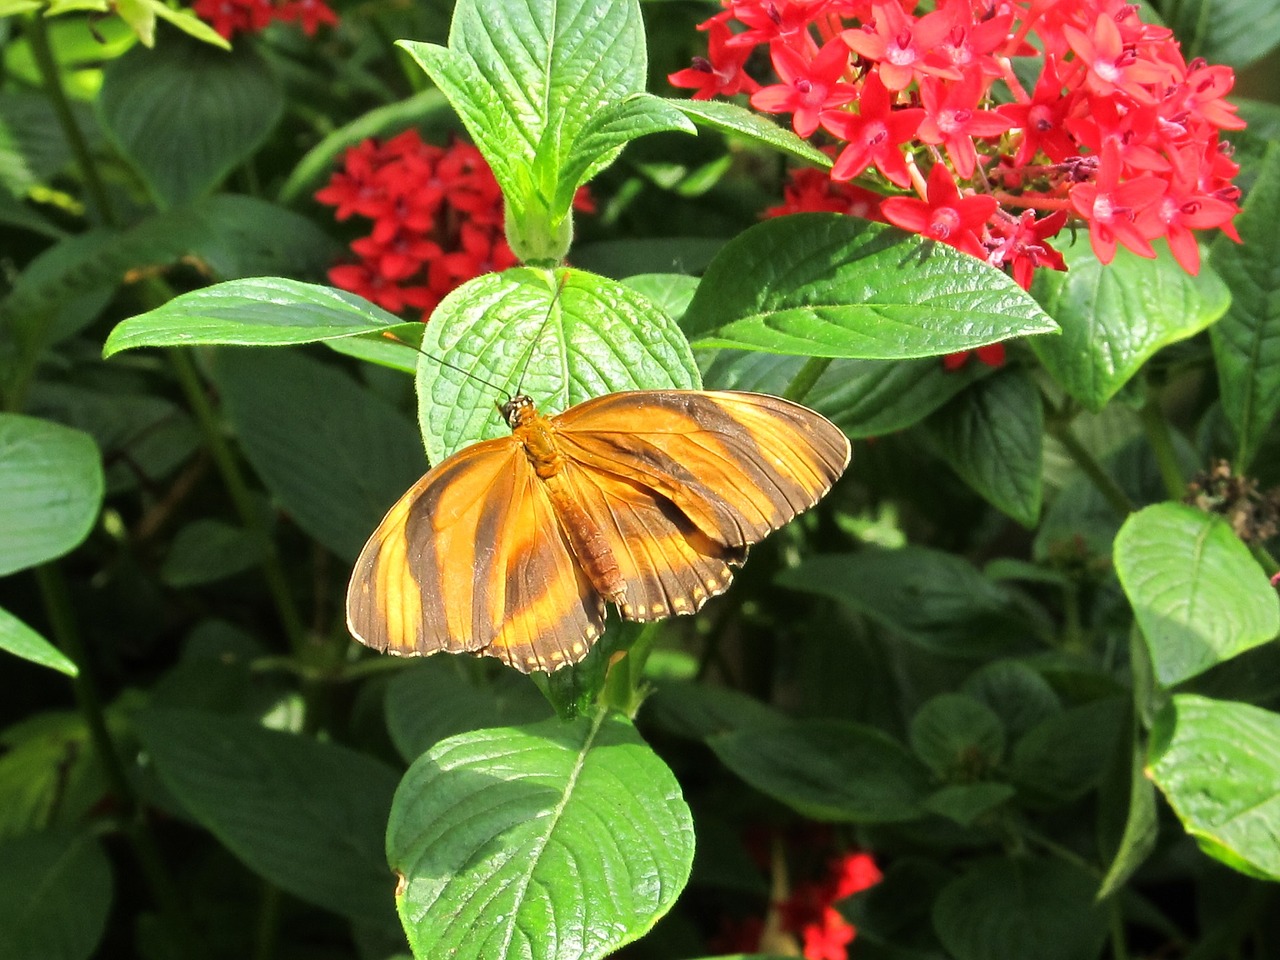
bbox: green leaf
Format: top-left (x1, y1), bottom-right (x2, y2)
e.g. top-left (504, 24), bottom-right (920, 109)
top-left (213, 348), bottom-right (426, 562)
top-left (1158, 0), bottom-right (1280, 68)
top-left (923, 782), bottom-right (1016, 826)
top-left (1031, 235), bottom-right (1231, 411)
top-left (703, 352), bottom-right (990, 438)
top-left (418, 266), bottom-right (699, 462)
top-left (0, 91), bottom-right (78, 195)
top-left (387, 713), bottom-right (693, 960)
top-left (709, 719), bottom-right (932, 823)
top-left (0, 830), bottom-right (113, 960)
top-left (932, 858), bottom-right (1108, 960)
top-left (0, 713), bottom-right (106, 841)
top-left (0, 414), bottom-right (103, 576)
top-left (667, 98), bottom-right (831, 168)
top-left (682, 215), bottom-right (1058, 358)
top-left (137, 707), bottom-right (400, 920)
top-left (924, 367), bottom-right (1043, 526)
top-left (384, 658), bottom-right (551, 762)
top-left (623, 273), bottom-right (700, 324)
top-left (97, 35), bottom-right (282, 207)
top-left (1008, 698), bottom-right (1127, 804)
top-left (278, 89), bottom-right (452, 205)
top-left (962, 660), bottom-right (1062, 741)
top-left (642, 680), bottom-right (783, 741)
top-left (160, 519), bottom-right (265, 587)
top-left (1114, 503), bottom-right (1280, 686)
top-left (1210, 143), bottom-right (1280, 470)
top-left (0, 605), bottom-right (76, 676)
top-left (776, 548), bottom-right (1035, 657)
top-left (104, 278), bottom-right (404, 357)
top-left (1097, 735), bottom-right (1158, 900)
top-left (146, 0), bottom-right (232, 48)
top-left (1149, 694), bottom-right (1280, 880)
top-left (909, 693), bottom-right (1005, 778)
top-left (397, 0), bottom-right (650, 250)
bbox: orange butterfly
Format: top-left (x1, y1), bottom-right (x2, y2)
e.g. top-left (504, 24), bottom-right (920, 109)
top-left (346, 389), bottom-right (850, 673)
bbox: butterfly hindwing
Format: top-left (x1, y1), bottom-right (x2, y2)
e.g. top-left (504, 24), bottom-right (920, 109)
top-left (554, 390), bottom-right (851, 549)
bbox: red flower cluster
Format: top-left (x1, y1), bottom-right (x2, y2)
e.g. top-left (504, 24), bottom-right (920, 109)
top-left (671, 0), bottom-right (1243, 283)
top-left (712, 849), bottom-right (883, 960)
top-left (193, 0), bottom-right (337, 39)
top-left (316, 132), bottom-right (516, 318)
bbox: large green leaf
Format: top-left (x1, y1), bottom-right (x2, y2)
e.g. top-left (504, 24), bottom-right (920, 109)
top-left (709, 719), bottom-right (932, 822)
top-left (776, 547), bottom-right (1035, 657)
top-left (137, 708), bottom-right (400, 921)
top-left (1210, 143), bottom-right (1280, 470)
top-left (924, 367), bottom-right (1044, 526)
top-left (417, 266), bottom-right (699, 462)
top-left (1114, 503), bottom-right (1279, 686)
top-left (1031, 236), bottom-right (1230, 411)
top-left (97, 34), bottom-right (282, 207)
top-left (0, 830), bottom-right (113, 960)
top-left (682, 215), bottom-right (1058, 358)
top-left (0, 605), bottom-right (76, 676)
top-left (909, 693), bottom-right (1004, 778)
top-left (0, 90), bottom-right (77, 195)
top-left (104, 278), bottom-right (404, 357)
top-left (1008, 698), bottom-right (1127, 804)
top-left (1098, 732), bottom-right (1159, 899)
top-left (387, 713), bottom-right (694, 960)
top-left (667, 98), bottom-right (831, 169)
top-left (0, 414), bottom-right (103, 576)
top-left (1149, 694), bottom-right (1280, 880)
top-left (932, 858), bottom-right (1108, 960)
top-left (213, 348), bottom-right (426, 562)
top-left (0, 713), bottom-right (107, 842)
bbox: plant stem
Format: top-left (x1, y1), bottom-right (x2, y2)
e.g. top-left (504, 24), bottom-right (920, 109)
top-left (1109, 899), bottom-right (1130, 960)
top-left (252, 880), bottom-right (282, 960)
top-left (1048, 420), bottom-right (1134, 519)
top-left (1020, 824), bottom-right (1100, 877)
top-left (782, 356), bottom-right (833, 403)
top-left (35, 563), bottom-right (194, 950)
top-left (1139, 398), bottom-right (1186, 501)
top-left (26, 14), bottom-right (117, 227)
top-left (168, 348), bottom-right (308, 653)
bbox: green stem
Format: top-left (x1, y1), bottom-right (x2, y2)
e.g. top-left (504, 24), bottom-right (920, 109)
top-left (1139, 399), bottom-right (1185, 501)
top-left (1020, 824), bottom-right (1100, 877)
top-left (252, 880), bottom-right (282, 960)
top-left (26, 15), bottom-right (117, 227)
top-left (1109, 898), bottom-right (1130, 960)
top-left (168, 348), bottom-right (308, 653)
top-left (1250, 543), bottom-right (1279, 578)
top-left (782, 356), bottom-right (833, 403)
top-left (35, 563), bottom-right (194, 949)
top-left (1049, 420), bottom-right (1134, 519)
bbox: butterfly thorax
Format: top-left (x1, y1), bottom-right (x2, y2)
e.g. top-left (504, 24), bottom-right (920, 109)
top-left (502, 395), bottom-right (564, 480)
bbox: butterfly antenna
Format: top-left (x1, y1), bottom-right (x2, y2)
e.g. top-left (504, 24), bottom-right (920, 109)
top-left (380, 330), bottom-right (512, 400)
top-left (512, 271), bottom-right (569, 399)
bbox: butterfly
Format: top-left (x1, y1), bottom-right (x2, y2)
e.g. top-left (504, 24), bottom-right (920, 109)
top-left (346, 388), bottom-right (850, 673)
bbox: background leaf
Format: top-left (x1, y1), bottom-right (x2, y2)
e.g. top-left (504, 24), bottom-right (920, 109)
top-left (1149, 694), bottom-right (1280, 881)
top-left (387, 713), bottom-right (694, 960)
top-left (0, 414), bottom-right (103, 576)
top-left (682, 215), bottom-right (1058, 357)
top-left (97, 35), bottom-right (283, 207)
top-left (1154, 0), bottom-right (1280, 67)
top-left (417, 266), bottom-right (699, 462)
top-left (709, 719), bottom-right (932, 822)
top-left (924, 367), bottom-right (1044, 526)
top-left (932, 858), bottom-right (1108, 960)
top-left (1114, 503), bottom-right (1279, 686)
top-left (0, 830), bottom-right (113, 960)
top-left (137, 708), bottom-right (400, 921)
top-left (1031, 236), bottom-right (1231, 410)
top-left (213, 348), bottom-right (426, 562)
top-left (0, 605), bottom-right (76, 676)
top-left (104, 277), bottom-right (402, 357)
top-left (1210, 143), bottom-right (1280, 470)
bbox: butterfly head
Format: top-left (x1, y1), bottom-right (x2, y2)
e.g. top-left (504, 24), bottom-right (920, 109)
top-left (499, 394), bottom-right (539, 429)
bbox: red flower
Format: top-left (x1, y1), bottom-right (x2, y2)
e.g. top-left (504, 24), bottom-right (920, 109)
top-left (275, 0), bottom-right (337, 34)
top-left (1069, 139), bottom-right (1165, 263)
top-left (751, 37), bottom-right (857, 138)
top-left (881, 163), bottom-right (997, 259)
top-left (841, 2), bottom-right (961, 91)
top-left (193, 0), bottom-right (335, 39)
top-left (668, 19), bottom-right (760, 100)
top-left (944, 343), bottom-right (1006, 371)
top-left (824, 72), bottom-right (924, 187)
top-left (916, 74), bottom-right (1010, 180)
top-left (764, 167), bottom-right (885, 220)
top-left (989, 209), bottom-right (1068, 290)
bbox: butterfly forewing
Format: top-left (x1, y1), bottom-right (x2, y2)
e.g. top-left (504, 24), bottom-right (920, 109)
top-left (347, 389), bottom-right (850, 673)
